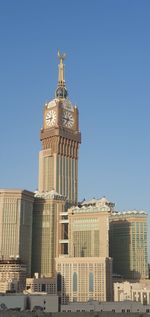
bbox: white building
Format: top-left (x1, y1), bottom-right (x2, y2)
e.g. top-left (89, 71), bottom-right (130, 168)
top-left (26, 274), bottom-right (56, 294)
top-left (114, 280), bottom-right (150, 304)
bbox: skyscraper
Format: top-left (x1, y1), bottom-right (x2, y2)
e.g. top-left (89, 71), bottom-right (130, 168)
top-left (0, 189), bottom-right (34, 275)
top-left (32, 191), bottom-right (66, 277)
top-left (55, 197), bottom-right (114, 303)
top-left (38, 51), bottom-right (81, 206)
top-left (32, 52), bottom-right (81, 276)
top-left (68, 197), bottom-right (112, 258)
top-left (109, 211), bottom-right (148, 280)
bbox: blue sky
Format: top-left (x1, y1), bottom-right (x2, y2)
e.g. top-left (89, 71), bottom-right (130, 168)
top-left (0, 0), bottom-right (150, 215)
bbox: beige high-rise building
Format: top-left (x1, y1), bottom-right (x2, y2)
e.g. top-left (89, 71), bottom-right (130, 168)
top-left (32, 190), bottom-right (67, 277)
top-left (0, 189), bottom-right (34, 275)
top-left (56, 256), bottom-right (113, 304)
top-left (55, 197), bottom-right (114, 303)
top-left (32, 52), bottom-right (81, 277)
top-left (109, 211), bottom-right (148, 280)
top-left (68, 197), bottom-right (114, 258)
top-left (38, 51), bottom-right (81, 206)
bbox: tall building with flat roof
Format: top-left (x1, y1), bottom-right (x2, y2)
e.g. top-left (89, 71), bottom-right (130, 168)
top-left (55, 197), bottom-right (113, 303)
top-left (109, 210), bottom-right (148, 280)
top-left (0, 189), bottom-right (34, 275)
top-left (68, 197), bottom-right (114, 258)
top-left (32, 190), bottom-right (67, 277)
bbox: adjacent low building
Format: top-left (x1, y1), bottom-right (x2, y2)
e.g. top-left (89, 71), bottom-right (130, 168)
top-left (0, 258), bottom-right (27, 293)
top-left (114, 280), bottom-right (150, 305)
top-left (0, 293), bottom-right (58, 312)
top-left (61, 300), bottom-right (150, 313)
top-left (56, 256), bottom-right (113, 304)
top-left (26, 273), bottom-right (56, 294)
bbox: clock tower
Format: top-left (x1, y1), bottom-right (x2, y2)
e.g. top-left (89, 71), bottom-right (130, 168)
top-left (38, 51), bottom-right (81, 205)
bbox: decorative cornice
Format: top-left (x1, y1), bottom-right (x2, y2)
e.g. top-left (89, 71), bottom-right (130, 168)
top-left (111, 210), bottom-right (147, 216)
top-left (40, 127), bottom-right (81, 143)
top-left (34, 190), bottom-right (66, 201)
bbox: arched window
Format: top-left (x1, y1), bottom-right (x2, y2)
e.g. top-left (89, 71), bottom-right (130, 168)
top-left (89, 272), bottom-right (94, 292)
top-left (73, 272), bottom-right (77, 292)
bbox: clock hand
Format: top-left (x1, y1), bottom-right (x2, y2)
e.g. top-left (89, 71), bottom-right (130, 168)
top-left (62, 117), bottom-right (69, 121)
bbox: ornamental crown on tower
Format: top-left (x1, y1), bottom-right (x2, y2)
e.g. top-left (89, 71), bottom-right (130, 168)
top-left (55, 50), bottom-right (68, 99)
top-left (45, 50), bottom-right (75, 110)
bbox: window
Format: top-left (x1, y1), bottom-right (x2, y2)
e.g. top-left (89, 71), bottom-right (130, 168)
top-left (89, 272), bottom-right (94, 292)
top-left (73, 272), bottom-right (77, 292)
top-left (42, 284), bottom-right (46, 292)
top-left (57, 273), bottom-right (61, 291)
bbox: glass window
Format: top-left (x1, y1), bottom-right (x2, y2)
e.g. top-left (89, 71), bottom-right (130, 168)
top-left (73, 272), bottom-right (77, 292)
top-left (89, 272), bottom-right (94, 292)
top-left (57, 273), bottom-right (61, 292)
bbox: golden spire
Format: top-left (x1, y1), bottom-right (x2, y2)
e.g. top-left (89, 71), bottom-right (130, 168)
top-left (55, 50), bottom-right (68, 99)
top-left (57, 50), bottom-right (66, 86)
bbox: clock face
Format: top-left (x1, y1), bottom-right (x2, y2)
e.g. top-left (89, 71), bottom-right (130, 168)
top-left (62, 110), bottom-right (74, 128)
top-left (45, 110), bottom-right (56, 127)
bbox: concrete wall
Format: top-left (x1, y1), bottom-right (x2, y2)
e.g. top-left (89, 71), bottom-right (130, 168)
top-left (61, 300), bottom-right (150, 313)
top-left (0, 311), bottom-right (150, 317)
top-left (0, 293), bottom-right (58, 313)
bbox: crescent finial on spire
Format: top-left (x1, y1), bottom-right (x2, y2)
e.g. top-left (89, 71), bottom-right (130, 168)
top-left (58, 49), bottom-right (66, 63)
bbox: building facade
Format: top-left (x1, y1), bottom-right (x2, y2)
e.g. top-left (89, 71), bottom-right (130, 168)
top-left (56, 256), bottom-right (112, 304)
top-left (0, 294), bottom-right (58, 312)
top-left (68, 197), bottom-right (113, 258)
top-left (109, 211), bottom-right (148, 280)
top-left (0, 258), bottom-right (27, 293)
top-left (55, 197), bottom-right (113, 304)
top-left (32, 190), bottom-right (67, 277)
top-left (114, 280), bottom-right (150, 305)
top-left (61, 300), bottom-right (150, 313)
top-left (26, 273), bottom-right (56, 294)
top-left (0, 189), bottom-right (34, 275)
